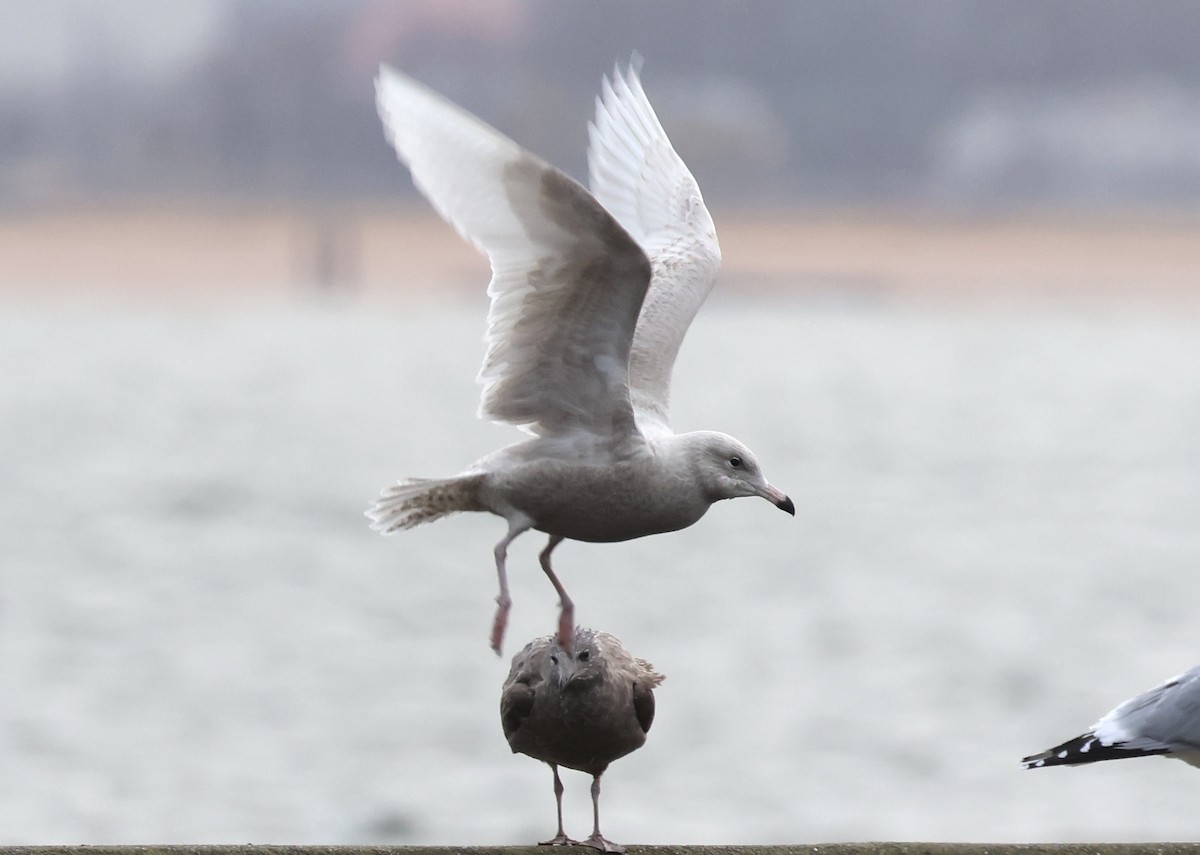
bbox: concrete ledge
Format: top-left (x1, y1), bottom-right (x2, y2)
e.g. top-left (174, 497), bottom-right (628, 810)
top-left (4, 846), bottom-right (1200, 855)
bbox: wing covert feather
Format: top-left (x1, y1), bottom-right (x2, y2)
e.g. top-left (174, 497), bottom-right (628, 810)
top-left (376, 66), bottom-right (651, 438)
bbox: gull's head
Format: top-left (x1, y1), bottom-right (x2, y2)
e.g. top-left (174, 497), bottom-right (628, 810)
top-left (549, 627), bottom-right (606, 692)
top-left (694, 432), bottom-right (794, 515)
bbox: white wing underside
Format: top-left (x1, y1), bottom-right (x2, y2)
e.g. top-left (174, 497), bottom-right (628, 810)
top-left (588, 57), bottom-right (722, 436)
top-left (376, 66), bottom-right (651, 439)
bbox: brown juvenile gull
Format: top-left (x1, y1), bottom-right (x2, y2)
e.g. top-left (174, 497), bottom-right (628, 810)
top-left (1022, 663), bottom-right (1200, 770)
top-left (367, 58), bottom-right (794, 655)
top-left (501, 626), bottom-right (664, 853)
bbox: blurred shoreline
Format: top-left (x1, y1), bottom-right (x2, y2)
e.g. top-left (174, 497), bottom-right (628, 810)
top-left (1, 202), bottom-right (1197, 301)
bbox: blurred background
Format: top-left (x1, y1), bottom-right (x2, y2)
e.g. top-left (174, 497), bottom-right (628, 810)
top-left (2, 0), bottom-right (1200, 845)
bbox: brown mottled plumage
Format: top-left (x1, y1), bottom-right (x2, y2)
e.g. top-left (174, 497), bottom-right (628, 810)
top-left (501, 627), bottom-right (664, 853)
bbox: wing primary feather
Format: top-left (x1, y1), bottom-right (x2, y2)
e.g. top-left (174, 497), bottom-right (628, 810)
top-left (586, 59), bottom-right (723, 434)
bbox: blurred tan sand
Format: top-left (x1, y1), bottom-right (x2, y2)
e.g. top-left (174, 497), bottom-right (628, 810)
top-left (0, 204), bottom-right (1196, 300)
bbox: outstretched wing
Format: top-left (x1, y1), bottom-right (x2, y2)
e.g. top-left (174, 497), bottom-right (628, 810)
top-left (377, 66), bottom-right (651, 439)
top-left (587, 58), bottom-right (722, 435)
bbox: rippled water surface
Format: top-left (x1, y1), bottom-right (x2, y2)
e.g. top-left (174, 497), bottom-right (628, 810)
top-left (3, 290), bottom-right (1200, 843)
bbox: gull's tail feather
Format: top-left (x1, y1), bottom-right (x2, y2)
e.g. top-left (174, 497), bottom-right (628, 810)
top-left (366, 475), bottom-right (485, 533)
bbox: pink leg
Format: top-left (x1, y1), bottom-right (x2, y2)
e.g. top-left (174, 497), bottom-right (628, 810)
top-left (538, 763), bottom-right (576, 846)
top-left (491, 517), bottom-right (532, 655)
top-left (538, 535), bottom-right (574, 654)
top-left (582, 770), bottom-right (624, 853)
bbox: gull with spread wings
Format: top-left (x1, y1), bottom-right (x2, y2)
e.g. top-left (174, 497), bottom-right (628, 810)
top-left (368, 59), bottom-right (793, 655)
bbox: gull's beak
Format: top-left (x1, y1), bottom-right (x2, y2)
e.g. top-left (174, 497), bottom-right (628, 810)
top-left (565, 672), bottom-right (591, 692)
top-left (758, 482), bottom-right (795, 516)
top-left (554, 658), bottom-right (577, 690)
top-left (562, 663), bottom-right (599, 693)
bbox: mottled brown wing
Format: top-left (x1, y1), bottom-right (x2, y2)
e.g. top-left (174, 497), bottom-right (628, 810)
top-left (632, 679), bottom-right (656, 735)
top-left (500, 680), bottom-right (537, 743)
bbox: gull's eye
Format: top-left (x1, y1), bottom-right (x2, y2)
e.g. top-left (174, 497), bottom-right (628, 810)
top-left (577, 649), bottom-right (590, 662)
top-left (550, 654), bottom-right (558, 665)
top-left (729, 456), bottom-right (743, 468)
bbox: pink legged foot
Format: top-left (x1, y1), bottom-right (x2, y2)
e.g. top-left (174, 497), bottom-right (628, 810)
top-left (490, 594), bottom-right (511, 655)
top-left (540, 763), bottom-right (575, 846)
top-left (538, 536), bottom-right (574, 654)
top-left (538, 834), bottom-right (579, 847)
top-left (556, 601), bottom-right (575, 655)
top-left (580, 834), bottom-right (625, 854)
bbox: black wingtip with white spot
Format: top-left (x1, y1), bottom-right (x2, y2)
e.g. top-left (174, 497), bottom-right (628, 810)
top-left (1022, 731), bottom-right (1171, 769)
